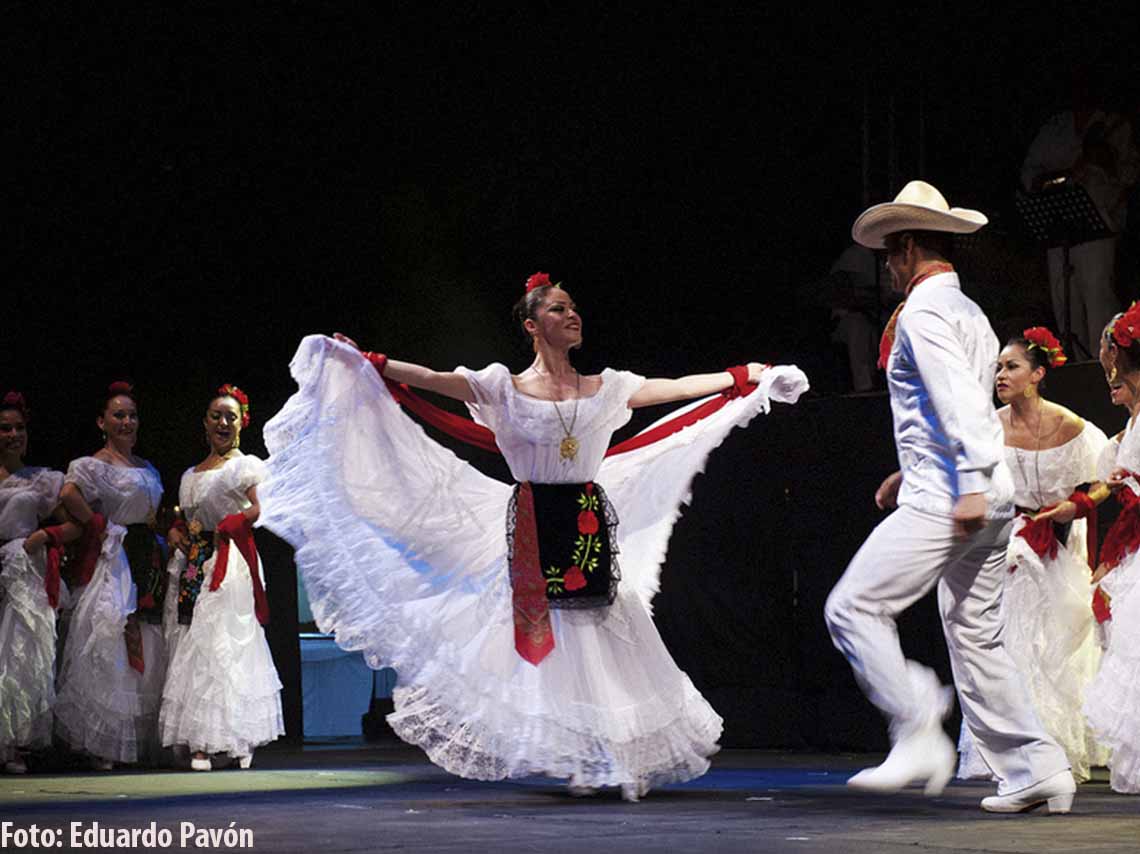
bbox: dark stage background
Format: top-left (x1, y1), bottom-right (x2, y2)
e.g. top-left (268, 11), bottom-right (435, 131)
top-left (4, 5), bottom-right (1136, 749)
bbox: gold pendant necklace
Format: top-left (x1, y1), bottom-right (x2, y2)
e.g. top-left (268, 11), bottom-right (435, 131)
top-left (551, 372), bottom-right (581, 462)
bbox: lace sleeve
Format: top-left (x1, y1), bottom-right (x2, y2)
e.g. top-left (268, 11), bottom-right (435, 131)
top-left (1077, 422), bottom-right (1109, 484)
top-left (64, 457), bottom-right (101, 504)
top-left (34, 469), bottom-right (65, 518)
top-left (603, 369), bottom-right (646, 432)
top-left (226, 455), bottom-right (269, 494)
top-left (455, 363), bottom-right (510, 433)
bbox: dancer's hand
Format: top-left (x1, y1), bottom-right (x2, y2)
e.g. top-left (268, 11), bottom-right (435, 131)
top-left (22, 530), bottom-right (47, 554)
top-left (1033, 501), bottom-right (1076, 525)
top-left (1091, 563), bottom-right (1112, 585)
top-left (1107, 468), bottom-right (1130, 491)
top-left (952, 492), bottom-right (987, 538)
top-left (333, 333), bottom-right (361, 351)
top-left (747, 362), bottom-right (770, 384)
top-left (167, 526), bottom-right (190, 555)
top-left (874, 471), bottom-right (902, 510)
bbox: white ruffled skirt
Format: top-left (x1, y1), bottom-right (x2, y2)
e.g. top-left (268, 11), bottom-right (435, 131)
top-left (260, 337), bottom-right (809, 790)
top-left (957, 516), bottom-right (1107, 781)
top-left (1085, 545), bottom-right (1140, 793)
top-left (54, 525), bottom-right (151, 764)
top-left (0, 540), bottom-right (60, 761)
top-left (159, 548), bottom-right (284, 757)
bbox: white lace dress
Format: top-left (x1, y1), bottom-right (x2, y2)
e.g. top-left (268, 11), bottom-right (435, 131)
top-left (54, 457), bottom-right (164, 764)
top-left (956, 424), bottom-right (1109, 781)
top-left (0, 467), bottom-right (65, 763)
top-left (159, 455), bottom-right (284, 758)
top-left (260, 335), bottom-right (807, 790)
top-left (1084, 417), bottom-right (1140, 793)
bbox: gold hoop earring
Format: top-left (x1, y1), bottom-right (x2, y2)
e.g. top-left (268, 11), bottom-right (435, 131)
top-left (1023, 384), bottom-right (1035, 399)
top-left (1110, 366), bottom-right (1119, 383)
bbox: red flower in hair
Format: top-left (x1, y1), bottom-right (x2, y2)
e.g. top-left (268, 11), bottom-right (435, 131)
top-left (525, 272), bottom-right (554, 293)
top-left (2, 391), bottom-right (27, 409)
top-left (217, 383), bottom-right (251, 428)
top-left (1022, 327), bottom-right (1067, 368)
top-left (108, 381), bottom-right (135, 396)
top-left (1110, 301), bottom-right (1140, 349)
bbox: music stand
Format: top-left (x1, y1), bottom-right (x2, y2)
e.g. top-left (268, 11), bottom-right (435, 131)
top-left (1015, 181), bottom-right (1113, 360)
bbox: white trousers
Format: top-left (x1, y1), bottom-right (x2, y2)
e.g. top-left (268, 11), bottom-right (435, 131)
top-left (1047, 238), bottom-right (1118, 359)
top-left (825, 505), bottom-right (1070, 794)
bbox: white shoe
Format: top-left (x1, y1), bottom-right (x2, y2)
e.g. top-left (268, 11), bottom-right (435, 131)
top-left (3, 758), bottom-right (28, 774)
top-left (980, 770), bottom-right (1075, 814)
top-left (235, 755), bottom-right (252, 770)
top-left (847, 724), bottom-right (956, 796)
top-left (620, 780), bottom-right (649, 803)
top-left (190, 757), bottom-right (212, 772)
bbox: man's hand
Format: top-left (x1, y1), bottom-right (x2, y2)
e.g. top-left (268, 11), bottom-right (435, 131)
top-left (953, 492), bottom-right (987, 538)
top-left (875, 471), bottom-right (902, 510)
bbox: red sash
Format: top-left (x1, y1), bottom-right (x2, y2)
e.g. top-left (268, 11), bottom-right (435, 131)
top-left (209, 513), bottom-right (270, 625)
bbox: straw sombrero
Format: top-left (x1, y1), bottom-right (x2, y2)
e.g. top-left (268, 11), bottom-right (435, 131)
top-left (852, 180), bottom-right (988, 249)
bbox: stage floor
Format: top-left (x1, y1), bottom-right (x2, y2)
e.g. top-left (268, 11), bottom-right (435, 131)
top-left (2, 746), bottom-right (1138, 853)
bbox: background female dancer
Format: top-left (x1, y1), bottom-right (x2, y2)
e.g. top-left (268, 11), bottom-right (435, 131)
top-left (259, 272), bottom-right (806, 800)
top-left (0, 393), bottom-right (78, 774)
top-left (160, 385), bottom-right (283, 771)
top-left (1073, 303), bottom-right (1140, 793)
top-left (54, 383), bottom-right (166, 768)
top-left (957, 328), bottom-right (1108, 782)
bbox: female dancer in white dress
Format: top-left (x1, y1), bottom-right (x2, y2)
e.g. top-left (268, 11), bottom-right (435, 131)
top-left (160, 385), bottom-right (284, 771)
top-left (55, 383), bottom-right (167, 768)
top-left (1073, 303), bottom-right (1140, 793)
top-left (0, 393), bottom-right (78, 774)
top-left (260, 273), bottom-right (807, 799)
top-left (957, 329), bottom-right (1108, 781)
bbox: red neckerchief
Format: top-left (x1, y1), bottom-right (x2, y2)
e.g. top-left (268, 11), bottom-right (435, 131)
top-left (877, 262), bottom-right (955, 369)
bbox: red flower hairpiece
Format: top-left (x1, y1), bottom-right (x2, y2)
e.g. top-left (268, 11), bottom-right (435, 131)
top-left (1109, 301), bottom-right (1140, 349)
top-left (1023, 327), bottom-right (1068, 368)
top-left (217, 383), bottom-right (251, 428)
top-left (1, 391), bottom-right (28, 418)
top-left (524, 272), bottom-right (560, 294)
top-left (108, 381), bottom-right (135, 397)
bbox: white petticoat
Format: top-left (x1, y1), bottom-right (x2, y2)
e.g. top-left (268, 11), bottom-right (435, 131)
top-left (0, 541), bottom-right (59, 761)
top-left (159, 548), bottom-right (284, 757)
top-left (957, 516), bottom-right (1108, 781)
top-left (261, 335), bottom-right (808, 789)
top-left (54, 524), bottom-right (144, 764)
top-left (1085, 545), bottom-right (1140, 793)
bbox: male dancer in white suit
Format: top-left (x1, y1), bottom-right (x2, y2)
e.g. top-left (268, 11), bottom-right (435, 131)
top-left (824, 181), bottom-right (1076, 814)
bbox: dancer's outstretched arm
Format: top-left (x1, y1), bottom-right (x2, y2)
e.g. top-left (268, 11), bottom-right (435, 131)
top-left (628, 363), bottom-right (768, 408)
top-left (334, 333), bottom-right (475, 403)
